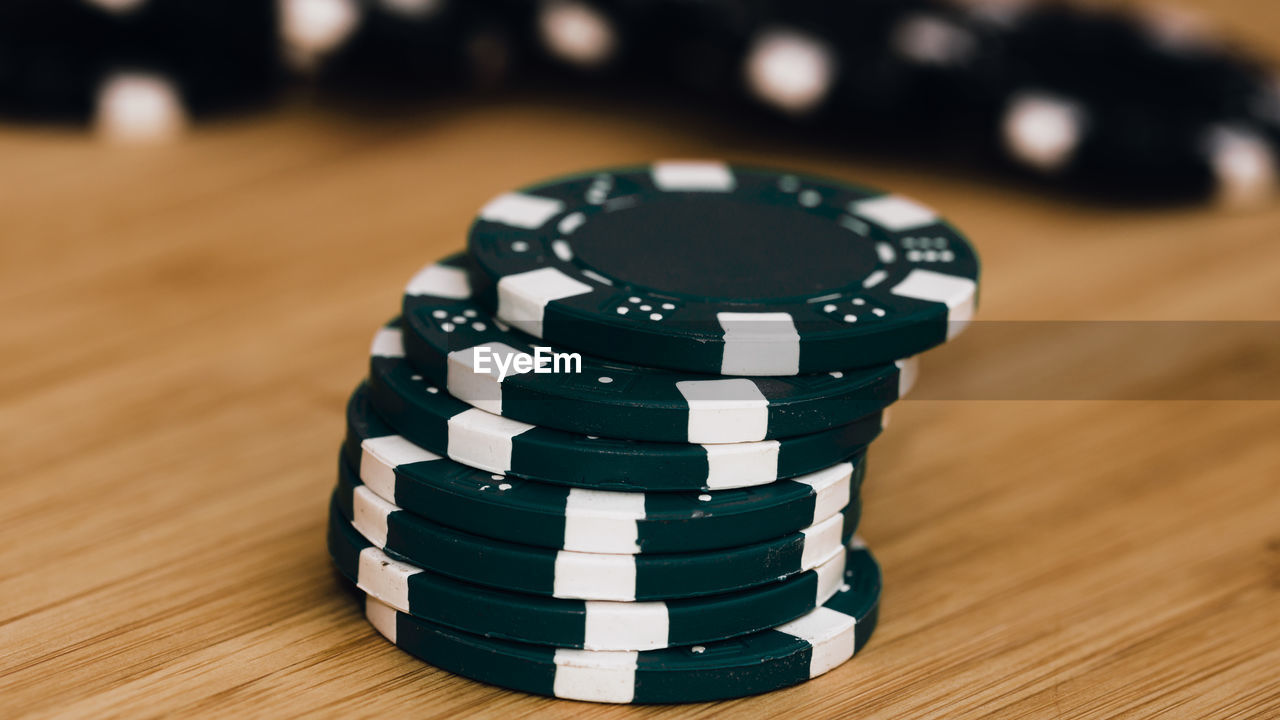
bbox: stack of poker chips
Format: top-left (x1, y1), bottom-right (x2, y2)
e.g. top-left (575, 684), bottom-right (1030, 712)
top-left (328, 160), bottom-right (980, 703)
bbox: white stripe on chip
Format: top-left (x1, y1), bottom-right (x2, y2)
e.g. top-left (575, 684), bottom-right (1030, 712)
top-left (776, 606), bottom-right (857, 678)
top-left (371, 326), bottom-right (407, 357)
top-left (676, 378), bottom-right (769, 443)
top-left (361, 435), bottom-right (441, 501)
top-left (814, 546), bottom-right (848, 606)
top-left (743, 28), bottom-right (836, 116)
top-left (95, 72), bottom-right (188, 144)
top-left (538, 0), bottom-right (618, 69)
top-left (800, 512), bottom-right (845, 570)
top-left (583, 601), bottom-right (669, 650)
top-left (890, 269), bottom-right (977, 338)
top-left (1002, 92), bottom-right (1086, 174)
top-left (552, 648), bottom-right (638, 702)
top-left (717, 312), bottom-right (801, 375)
top-left (351, 485), bottom-right (394, 548)
top-left (405, 262), bottom-right (472, 299)
top-left (497, 266), bottom-right (594, 337)
top-left (447, 342), bottom-right (528, 414)
top-left (1203, 124), bottom-right (1278, 208)
top-left (480, 192), bottom-right (566, 228)
top-left (563, 488), bottom-right (645, 554)
top-left (358, 546), bottom-right (417, 611)
top-left (703, 440), bottom-right (780, 489)
top-left (365, 596), bottom-right (399, 643)
top-left (446, 408), bottom-right (532, 474)
top-left (896, 357), bottom-right (920, 397)
top-left (553, 549), bottom-right (638, 601)
top-left (651, 161), bottom-right (736, 191)
top-left (850, 194), bottom-right (938, 231)
top-left (792, 462), bottom-right (853, 526)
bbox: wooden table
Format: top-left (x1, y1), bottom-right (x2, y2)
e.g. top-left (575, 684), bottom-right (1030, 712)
top-left (4, 5), bottom-right (1279, 716)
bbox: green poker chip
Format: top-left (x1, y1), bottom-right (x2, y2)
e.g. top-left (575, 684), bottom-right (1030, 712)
top-left (400, 252), bottom-right (916, 443)
top-left (367, 317), bottom-right (884, 492)
top-left (467, 161), bottom-right (979, 375)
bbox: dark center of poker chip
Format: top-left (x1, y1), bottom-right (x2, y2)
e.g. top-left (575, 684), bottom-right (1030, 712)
top-left (570, 195), bottom-right (878, 302)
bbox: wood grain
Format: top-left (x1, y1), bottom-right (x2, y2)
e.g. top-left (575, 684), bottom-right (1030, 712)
top-left (2, 4), bottom-right (1279, 716)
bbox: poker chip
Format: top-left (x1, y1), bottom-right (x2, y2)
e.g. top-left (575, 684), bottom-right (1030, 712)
top-left (401, 253), bottom-right (917, 443)
top-left (333, 463), bottom-right (857, 601)
top-left (465, 161), bottom-right (980, 375)
top-left (344, 383), bottom-right (866, 555)
top-left (368, 319), bottom-right (884, 491)
top-left (329, 504), bottom-right (863, 651)
top-left (356, 539), bottom-right (880, 703)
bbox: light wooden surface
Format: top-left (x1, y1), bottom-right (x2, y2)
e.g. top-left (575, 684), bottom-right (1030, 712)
top-left (4, 6), bottom-right (1280, 716)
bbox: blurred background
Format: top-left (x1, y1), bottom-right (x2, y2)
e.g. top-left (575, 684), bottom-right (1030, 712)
top-left (2, 1), bottom-right (1279, 718)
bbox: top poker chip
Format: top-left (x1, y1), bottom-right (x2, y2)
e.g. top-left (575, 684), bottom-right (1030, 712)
top-left (466, 160), bottom-right (980, 375)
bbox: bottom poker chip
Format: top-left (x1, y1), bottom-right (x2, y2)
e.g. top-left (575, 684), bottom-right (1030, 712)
top-left (357, 540), bottom-right (881, 704)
